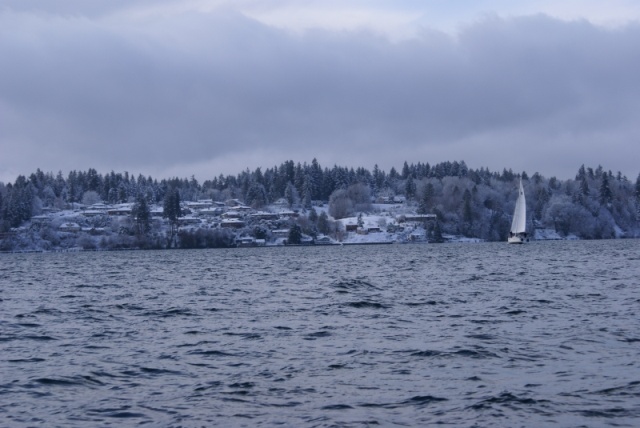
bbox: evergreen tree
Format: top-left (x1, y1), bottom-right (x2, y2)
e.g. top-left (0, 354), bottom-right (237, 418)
top-left (432, 163), bottom-right (445, 179)
top-left (302, 174), bottom-right (313, 209)
top-left (401, 161), bottom-right (411, 179)
top-left (599, 173), bottom-right (612, 205)
top-left (246, 181), bottom-right (268, 209)
top-left (284, 182), bottom-right (299, 208)
top-left (418, 183), bottom-right (434, 214)
top-left (580, 176), bottom-right (590, 197)
top-left (458, 161), bottom-right (468, 177)
top-left (67, 171), bottom-right (77, 203)
top-left (310, 158), bottom-right (323, 200)
top-left (534, 187), bottom-right (550, 221)
top-left (253, 168), bottom-right (264, 185)
top-left (287, 224), bottom-right (302, 245)
top-left (431, 220), bottom-right (444, 243)
top-left (372, 164), bottom-right (384, 195)
top-left (253, 225), bottom-right (268, 240)
top-left (4, 177), bottom-right (34, 228)
top-left (462, 189), bottom-right (473, 226)
top-left (163, 188), bottom-right (181, 247)
top-left (308, 207), bottom-right (318, 223)
top-left (595, 165), bottom-right (604, 178)
top-left (132, 194), bottom-right (151, 236)
top-left (320, 169), bottom-right (336, 200)
top-left (404, 175), bottom-right (416, 199)
top-left (294, 163), bottom-right (305, 195)
top-left (117, 182), bottom-right (127, 203)
top-left (317, 211), bottom-right (330, 235)
top-left (53, 171), bottom-right (66, 197)
top-left (388, 167), bottom-right (399, 181)
top-left (107, 187), bottom-right (118, 204)
top-left (332, 166), bottom-right (349, 189)
top-left (87, 168), bottom-right (101, 193)
top-left (283, 160), bottom-right (295, 185)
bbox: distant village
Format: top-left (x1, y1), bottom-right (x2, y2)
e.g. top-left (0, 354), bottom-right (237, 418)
top-left (3, 194), bottom-right (444, 252)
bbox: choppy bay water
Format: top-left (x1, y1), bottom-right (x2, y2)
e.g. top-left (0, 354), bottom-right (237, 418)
top-left (1, 240), bottom-right (639, 427)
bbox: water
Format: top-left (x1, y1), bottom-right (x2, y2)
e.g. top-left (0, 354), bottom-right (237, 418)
top-left (1, 240), bottom-right (639, 427)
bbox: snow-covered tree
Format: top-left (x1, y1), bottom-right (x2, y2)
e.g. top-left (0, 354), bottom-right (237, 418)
top-left (328, 188), bottom-right (353, 219)
top-left (418, 182), bottom-right (435, 214)
top-left (82, 190), bottom-right (101, 206)
top-left (308, 207), bottom-right (318, 223)
top-left (302, 174), bottom-right (313, 209)
top-left (404, 175), bottom-right (416, 199)
top-left (317, 211), bottom-right (331, 235)
top-left (599, 173), bottom-right (613, 206)
top-left (132, 195), bottom-right (151, 236)
top-left (163, 189), bottom-right (181, 247)
top-left (2, 177), bottom-right (34, 228)
top-left (246, 181), bottom-right (268, 209)
top-left (347, 183), bottom-right (372, 213)
top-left (284, 181), bottom-right (299, 208)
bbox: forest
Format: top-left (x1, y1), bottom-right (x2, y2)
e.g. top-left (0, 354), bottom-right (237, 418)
top-left (1, 159), bottom-right (639, 250)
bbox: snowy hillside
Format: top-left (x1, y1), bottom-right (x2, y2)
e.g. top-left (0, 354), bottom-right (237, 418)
top-left (2, 161), bottom-right (638, 252)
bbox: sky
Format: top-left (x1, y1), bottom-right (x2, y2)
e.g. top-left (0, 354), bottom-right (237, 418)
top-left (1, 0), bottom-right (640, 184)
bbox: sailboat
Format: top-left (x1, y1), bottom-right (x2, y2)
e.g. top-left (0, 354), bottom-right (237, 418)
top-left (508, 179), bottom-right (528, 244)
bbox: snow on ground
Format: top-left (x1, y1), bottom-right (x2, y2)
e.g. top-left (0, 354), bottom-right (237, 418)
top-left (341, 232), bottom-right (397, 244)
top-left (534, 228), bottom-right (563, 240)
top-left (533, 228), bottom-right (580, 240)
top-left (5, 197), bottom-right (594, 253)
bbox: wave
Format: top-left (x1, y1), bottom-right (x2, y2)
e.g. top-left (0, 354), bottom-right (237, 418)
top-left (406, 348), bottom-right (500, 359)
top-left (330, 278), bottom-right (381, 293)
top-left (468, 391), bottom-right (549, 410)
top-left (304, 331), bottom-right (332, 340)
top-left (360, 395), bottom-right (448, 409)
top-left (223, 332), bottom-right (262, 340)
top-left (33, 375), bottom-right (105, 388)
top-left (345, 301), bottom-right (390, 309)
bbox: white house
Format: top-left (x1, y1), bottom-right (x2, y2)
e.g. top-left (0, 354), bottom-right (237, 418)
top-left (59, 222), bottom-right (81, 232)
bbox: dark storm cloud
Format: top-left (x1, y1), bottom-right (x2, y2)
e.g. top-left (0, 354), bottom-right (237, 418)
top-left (1, 8), bottom-right (639, 182)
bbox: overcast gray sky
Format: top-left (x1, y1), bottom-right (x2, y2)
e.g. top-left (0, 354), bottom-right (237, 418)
top-left (1, 0), bottom-right (639, 183)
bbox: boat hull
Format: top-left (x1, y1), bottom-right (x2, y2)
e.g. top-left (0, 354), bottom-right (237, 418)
top-left (508, 234), bottom-right (528, 244)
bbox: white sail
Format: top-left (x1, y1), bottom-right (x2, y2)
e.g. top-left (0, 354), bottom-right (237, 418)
top-left (510, 179), bottom-right (526, 234)
top-left (508, 179), bottom-right (527, 243)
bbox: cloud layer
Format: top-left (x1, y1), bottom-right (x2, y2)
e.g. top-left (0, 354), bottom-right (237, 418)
top-left (1, 3), bottom-right (639, 182)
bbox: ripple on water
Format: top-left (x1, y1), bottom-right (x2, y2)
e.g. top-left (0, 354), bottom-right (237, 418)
top-left (1, 241), bottom-right (639, 426)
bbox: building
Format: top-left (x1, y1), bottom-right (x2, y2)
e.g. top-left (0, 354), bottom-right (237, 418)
top-left (107, 205), bottom-right (133, 216)
top-left (220, 219), bottom-right (245, 228)
top-left (399, 214), bottom-right (437, 223)
top-left (250, 212), bottom-right (279, 221)
top-left (59, 222), bottom-right (81, 232)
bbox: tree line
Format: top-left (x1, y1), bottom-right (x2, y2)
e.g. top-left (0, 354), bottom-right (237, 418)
top-left (1, 160), bottom-right (639, 241)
